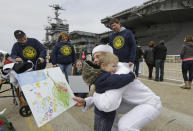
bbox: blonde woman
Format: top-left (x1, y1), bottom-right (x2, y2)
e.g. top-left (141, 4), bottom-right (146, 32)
top-left (51, 32), bottom-right (76, 82)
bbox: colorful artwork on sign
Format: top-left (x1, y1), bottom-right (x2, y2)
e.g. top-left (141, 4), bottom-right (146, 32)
top-left (16, 67), bottom-right (76, 127)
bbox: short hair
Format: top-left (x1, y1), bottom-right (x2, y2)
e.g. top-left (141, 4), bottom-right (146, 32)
top-left (159, 40), bottom-right (165, 44)
top-left (185, 35), bottom-right (192, 42)
top-left (109, 18), bottom-right (120, 26)
top-left (98, 52), bottom-right (119, 66)
top-left (57, 32), bottom-right (69, 42)
top-left (5, 53), bottom-right (10, 59)
top-left (148, 41), bottom-right (155, 47)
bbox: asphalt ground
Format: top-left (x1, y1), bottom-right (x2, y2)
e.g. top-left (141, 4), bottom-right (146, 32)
top-left (1, 77), bottom-right (193, 131)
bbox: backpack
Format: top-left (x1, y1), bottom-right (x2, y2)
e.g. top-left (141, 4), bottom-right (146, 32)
top-left (12, 61), bottom-right (33, 73)
top-left (0, 115), bottom-right (16, 131)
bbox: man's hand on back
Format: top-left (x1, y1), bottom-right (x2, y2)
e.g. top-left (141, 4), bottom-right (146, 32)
top-left (128, 62), bottom-right (133, 67)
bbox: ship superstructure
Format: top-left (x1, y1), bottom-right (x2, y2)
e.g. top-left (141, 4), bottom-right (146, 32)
top-left (43, 0), bottom-right (193, 55)
top-left (44, 4), bottom-right (69, 50)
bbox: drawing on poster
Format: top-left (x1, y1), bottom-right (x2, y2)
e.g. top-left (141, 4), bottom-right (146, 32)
top-left (16, 67), bottom-right (76, 127)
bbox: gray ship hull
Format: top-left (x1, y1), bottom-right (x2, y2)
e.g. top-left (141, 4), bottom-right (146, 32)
top-left (101, 0), bottom-right (193, 55)
top-left (135, 21), bottom-right (193, 55)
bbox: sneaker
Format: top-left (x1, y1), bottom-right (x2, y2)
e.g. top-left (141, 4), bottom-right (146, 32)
top-left (181, 86), bottom-right (191, 89)
top-left (180, 85), bottom-right (191, 89)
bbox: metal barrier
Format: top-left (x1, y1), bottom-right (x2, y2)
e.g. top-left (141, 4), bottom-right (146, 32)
top-left (141, 55), bottom-right (183, 82)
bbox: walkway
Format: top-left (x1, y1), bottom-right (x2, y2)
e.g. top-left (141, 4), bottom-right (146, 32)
top-left (1, 77), bottom-right (193, 131)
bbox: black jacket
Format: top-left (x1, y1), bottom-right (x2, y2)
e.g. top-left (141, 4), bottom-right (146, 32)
top-left (144, 47), bottom-right (154, 65)
top-left (135, 46), bottom-right (144, 62)
top-left (154, 43), bottom-right (167, 60)
top-left (180, 42), bottom-right (193, 59)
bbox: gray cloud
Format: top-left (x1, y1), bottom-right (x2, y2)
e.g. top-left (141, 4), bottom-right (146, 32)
top-left (0, 0), bottom-right (149, 53)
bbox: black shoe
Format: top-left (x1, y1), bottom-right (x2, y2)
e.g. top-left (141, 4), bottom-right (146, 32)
top-left (154, 79), bottom-right (159, 82)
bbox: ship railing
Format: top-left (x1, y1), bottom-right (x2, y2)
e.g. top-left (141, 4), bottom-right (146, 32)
top-left (143, 0), bottom-right (159, 6)
top-left (140, 55), bottom-right (183, 82)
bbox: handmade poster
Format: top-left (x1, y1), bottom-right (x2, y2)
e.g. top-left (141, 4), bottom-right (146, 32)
top-left (16, 67), bottom-right (76, 127)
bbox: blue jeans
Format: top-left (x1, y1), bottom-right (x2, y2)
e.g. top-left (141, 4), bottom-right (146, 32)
top-left (57, 63), bottom-right (72, 83)
top-left (146, 63), bottom-right (154, 79)
top-left (155, 59), bottom-right (164, 81)
top-left (94, 114), bottom-right (114, 131)
top-left (182, 60), bottom-right (193, 81)
top-left (134, 60), bottom-right (139, 77)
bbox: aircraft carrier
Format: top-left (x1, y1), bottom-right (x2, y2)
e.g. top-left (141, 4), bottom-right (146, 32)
top-left (101, 0), bottom-right (193, 55)
top-left (43, 0), bottom-right (193, 55)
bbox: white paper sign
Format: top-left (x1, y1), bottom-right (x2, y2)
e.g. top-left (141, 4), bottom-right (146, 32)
top-left (16, 67), bottom-right (76, 127)
top-left (69, 76), bottom-right (89, 93)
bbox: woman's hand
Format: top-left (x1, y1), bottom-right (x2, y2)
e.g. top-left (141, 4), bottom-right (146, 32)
top-left (15, 57), bottom-right (22, 62)
top-left (38, 58), bottom-right (44, 63)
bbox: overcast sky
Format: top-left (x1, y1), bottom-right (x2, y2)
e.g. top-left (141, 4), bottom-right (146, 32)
top-left (0, 0), bottom-right (149, 53)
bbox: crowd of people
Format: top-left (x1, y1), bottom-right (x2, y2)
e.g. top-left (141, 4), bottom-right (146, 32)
top-left (0, 17), bottom-right (193, 131)
top-left (143, 40), bottom-right (167, 81)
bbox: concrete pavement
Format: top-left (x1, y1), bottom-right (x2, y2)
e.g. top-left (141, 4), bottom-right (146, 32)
top-left (1, 78), bottom-right (193, 131)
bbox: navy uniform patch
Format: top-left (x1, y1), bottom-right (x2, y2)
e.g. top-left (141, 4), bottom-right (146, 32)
top-left (113, 36), bottom-right (125, 49)
top-left (60, 45), bottom-right (72, 56)
top-left (23, 46), bottom-right (37, 59)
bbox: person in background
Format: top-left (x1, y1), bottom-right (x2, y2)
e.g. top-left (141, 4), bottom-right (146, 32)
top-left (134, 43), bottom-right (144, 77)
top-left (154, 40), bottom-right (167, 81)
top-left (46, 55), bottom-right (51, 63)
top-left (86, 52), bottom-right (92, 61)
top-left (10, 30), bottom-right (47, 106)
top-left (72, 59), bottom-right (87, 98)
top-left (81, 51), bottom-right (86, 60)
top-left (51, 32), bottom-right (76, 82)
top-left (0, 52), bottom-right (3, 63)
top-left (144, 41), bottom-right (155, 80)
top-left (0, 53), bottom-right (13, 87)
top-left (109, 18), bottom-right (136, 69)
top-left (75, 48), bottom-right (80, 59)
top-left (180, 35), bottom-right (193, 89)
top-left (72, 59), bottom-right (82, 75)
top-left (11, 30), bottom-right (46, 70)
top-left (3, 54), bottom-right (13, 65)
